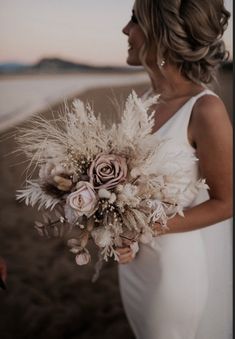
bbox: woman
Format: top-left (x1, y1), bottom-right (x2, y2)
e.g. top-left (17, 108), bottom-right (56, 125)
top-left (117, 1), bottom-right (232, 339)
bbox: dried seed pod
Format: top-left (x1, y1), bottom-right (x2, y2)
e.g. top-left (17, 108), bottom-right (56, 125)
top-left (53, 175), bottom-right (73, 191)
top-left (80, 232), bottom-right (89, 248)
top-left (75, 251), bottom-right (91, 265)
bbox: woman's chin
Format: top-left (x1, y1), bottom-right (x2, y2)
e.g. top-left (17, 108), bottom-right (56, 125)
top-left (126, 55), bottom-right (141, 66)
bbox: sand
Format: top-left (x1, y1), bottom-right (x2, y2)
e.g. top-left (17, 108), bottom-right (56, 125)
top-left (0, 68), bottom-right (232, 339)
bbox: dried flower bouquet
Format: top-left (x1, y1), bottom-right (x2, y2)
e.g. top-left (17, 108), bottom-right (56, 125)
top-left (16, 91), bottom-right (208, 280)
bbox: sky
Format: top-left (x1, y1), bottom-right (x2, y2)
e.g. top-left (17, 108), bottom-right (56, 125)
top-left (0, 0), bottom-right (233, 66)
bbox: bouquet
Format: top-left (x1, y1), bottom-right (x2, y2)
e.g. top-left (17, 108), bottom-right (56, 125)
top-left (16, 91), bottom-right (208, 280)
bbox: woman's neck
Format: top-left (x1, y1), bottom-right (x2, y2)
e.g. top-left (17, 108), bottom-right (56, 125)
top-left (147, 64), bottom-right (204, 101)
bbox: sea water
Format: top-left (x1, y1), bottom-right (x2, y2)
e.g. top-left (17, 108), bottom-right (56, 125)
top-left (0, 72), bottom-right (148, 132)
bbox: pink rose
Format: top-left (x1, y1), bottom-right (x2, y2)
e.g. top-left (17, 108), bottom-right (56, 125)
top-left (66, 181), bottom-right (98, 218)
top-left (89, 154), bottom-right (127, 190)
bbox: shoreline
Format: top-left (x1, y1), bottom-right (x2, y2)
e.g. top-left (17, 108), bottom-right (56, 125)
top-left (0, 72), bottom-right (149, 133)
top-left (0, 66), bottom-right (232, 134)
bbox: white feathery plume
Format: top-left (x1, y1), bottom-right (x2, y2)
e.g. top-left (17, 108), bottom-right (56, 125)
top-left (16, 180), bottom-right (60, 210)
top-left (120, 90), bottom-right (158, 139)
top-left (112, 90), bottom-right (159, 153)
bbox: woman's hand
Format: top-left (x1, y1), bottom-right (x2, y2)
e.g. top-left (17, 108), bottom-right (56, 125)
top-left (116, 239), bottom-right (139, 264)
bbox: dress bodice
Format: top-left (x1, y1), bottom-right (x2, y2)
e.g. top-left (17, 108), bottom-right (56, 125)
top-left (151, 88), bottom-right (217, 143)
top-left (145, 88), bottom-right (218, 207)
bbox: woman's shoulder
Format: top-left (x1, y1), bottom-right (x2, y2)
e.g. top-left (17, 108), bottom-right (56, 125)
top-left (189, 90), bottom-right (232, 149)
top-left (191, 92), bottom-right (230, 127)
top-left (188, 93), bottom-right (232, 144)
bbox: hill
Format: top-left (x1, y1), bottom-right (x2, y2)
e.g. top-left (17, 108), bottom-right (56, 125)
top-left (0, 57), bottom-right (142, 75)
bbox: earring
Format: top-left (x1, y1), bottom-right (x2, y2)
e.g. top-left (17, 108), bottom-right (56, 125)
top-left (160, 59), bottom-right (166, 67)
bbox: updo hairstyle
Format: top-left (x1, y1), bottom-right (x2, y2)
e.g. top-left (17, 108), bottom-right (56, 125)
top-left (134, 0), bottom-right (230, 83)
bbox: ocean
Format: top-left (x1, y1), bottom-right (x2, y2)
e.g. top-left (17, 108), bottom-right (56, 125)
top-left (0, 72), bottom-right (149, 132)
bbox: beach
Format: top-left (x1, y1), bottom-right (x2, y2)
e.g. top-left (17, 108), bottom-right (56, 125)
top-left (0, 68), bottom-right (232, 339)
top-left (0, 72), bottom-right (149, 132)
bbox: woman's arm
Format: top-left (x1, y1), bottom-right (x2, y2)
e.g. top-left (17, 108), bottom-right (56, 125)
top-left (158, 94), bottom-right (233, 234)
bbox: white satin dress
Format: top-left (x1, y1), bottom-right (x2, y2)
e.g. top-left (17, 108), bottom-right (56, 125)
top-left (118, 89), bottom-right (232, 339)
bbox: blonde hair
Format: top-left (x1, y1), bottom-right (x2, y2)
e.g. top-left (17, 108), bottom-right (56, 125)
top-left (134, 0), bottom-right (230, 83)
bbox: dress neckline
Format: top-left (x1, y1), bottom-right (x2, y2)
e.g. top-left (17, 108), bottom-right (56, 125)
top-left (150, 88), bottom-right (208, 136)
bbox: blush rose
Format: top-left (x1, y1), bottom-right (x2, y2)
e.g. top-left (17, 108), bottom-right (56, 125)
top-left (89, 154), bottom-right (127, 190)
top-left (66, 181), bottom-right (98, 218)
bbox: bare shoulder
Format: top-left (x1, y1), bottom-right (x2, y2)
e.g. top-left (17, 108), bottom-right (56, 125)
top-left (190, 94), bottom-right (232, 137)
top-left (191, 94), bottom-right (230, 126)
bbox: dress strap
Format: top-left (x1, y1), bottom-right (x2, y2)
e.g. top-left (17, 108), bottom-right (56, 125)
top-left (193, 88), bottom-right (218, 100)
top-left (184, 88), bottom-right (218, 131)
top-left (180, 89), bottom-right (218, 144)
top-left (154, 88), bottom-right (219, 146)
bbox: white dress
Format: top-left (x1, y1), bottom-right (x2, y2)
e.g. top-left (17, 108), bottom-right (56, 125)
top-left (118, 89), bottom-right (232, 339)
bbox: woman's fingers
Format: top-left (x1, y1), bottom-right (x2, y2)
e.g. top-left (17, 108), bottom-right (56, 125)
top-left (122, 238), bottom-right (133, 246)
top-left (116, 246), bottom-right (135, 264)
top-left (118, 253), bottom-right (133, 264)
top-left (116, 246), bottom-right (131, 255)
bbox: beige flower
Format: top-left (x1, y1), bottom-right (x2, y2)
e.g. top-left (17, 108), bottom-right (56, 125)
top-left (116, 183), bottom-right (140, 208)
top-left (98, 188), bottom-right (112, 199)
top-left (39, 162), bottom-right (73, 191)
top-left (91, 227), bottom-right (113, 248)
top-left (66, 181), bottom-right (98, 218)
top-left (89, 153), bottom-right (127, 190)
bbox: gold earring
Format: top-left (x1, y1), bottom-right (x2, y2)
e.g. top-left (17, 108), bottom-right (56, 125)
top-left (160, 59), bottom-right (166, 67)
